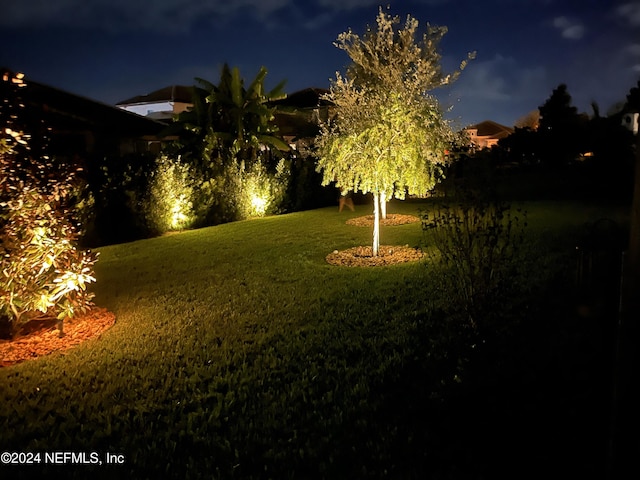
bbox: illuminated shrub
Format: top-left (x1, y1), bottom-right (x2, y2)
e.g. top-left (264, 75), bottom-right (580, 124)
top-left (144, 155), bottom-right (196, 233)
top-left (0, 69), bottom-right (97, 338)
top-left (224, 158), bottom-right (289, 220)
top-left (0, 186), bottom-right (98, 337)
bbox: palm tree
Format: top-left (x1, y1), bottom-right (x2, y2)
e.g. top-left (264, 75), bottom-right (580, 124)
top-left (207, 63), bottom-right (289, 165)
top-left (168, 64), bottom-right (289, 169)
top-left (161, 81), bottom-right (214, 169)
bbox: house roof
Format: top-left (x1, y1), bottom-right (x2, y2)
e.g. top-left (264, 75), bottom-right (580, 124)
top-left (11, 73), bottom-right (167, 136)
top-left (116, 85), bottom-right (193, 106)
top-left (270, 88), bottom-right (333, 140)
top-left (269, 87), bottom-right (332, 109)
top-left (113, 84), bottom-right (332, 140)
top-left (467, 120), bottom-right (514, 138)
top-left (116, 85), bottom-right (330, 111)
top-left (273, 113), bottom-right (320, 139)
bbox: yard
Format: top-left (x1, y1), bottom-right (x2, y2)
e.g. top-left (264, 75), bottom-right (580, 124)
top-left (0, 198), bottom-right (629, 479)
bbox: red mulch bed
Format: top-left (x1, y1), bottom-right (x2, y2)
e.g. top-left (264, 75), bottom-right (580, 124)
top-left (334, 214), bottom-right (423, 266)
top-left (326, 245), bottom-right (423, 267)
top-left (0, 308), bottom-right (115, 367)
top-left (346, 214), bottom-right (421, 227)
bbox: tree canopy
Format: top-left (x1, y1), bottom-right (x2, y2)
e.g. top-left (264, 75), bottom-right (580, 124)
top-left (203, 64), bottom-right (289, 161)
top-left (538, 84), bottom-right (579, 132)
top-left (317, 84), bottom-right (452, 199)
top-left (169, 63), bottom-right (289, 168)
top-left (336, 8), bottom-right (473, 97)
top-left (537, 83), bottom-right (588, 166)
top-left (316, 8), bottom-right (473, 255)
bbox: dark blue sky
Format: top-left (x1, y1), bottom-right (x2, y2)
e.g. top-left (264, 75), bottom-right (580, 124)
top-left (1, 0), bottom-right (638, 127)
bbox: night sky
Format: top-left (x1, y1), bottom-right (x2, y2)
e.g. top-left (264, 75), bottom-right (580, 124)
top-left (1, 0), bottom-right (639, 128)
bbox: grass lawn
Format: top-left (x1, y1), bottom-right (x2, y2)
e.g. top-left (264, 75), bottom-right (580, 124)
top-left (0, 198), bottom-right (630, 479)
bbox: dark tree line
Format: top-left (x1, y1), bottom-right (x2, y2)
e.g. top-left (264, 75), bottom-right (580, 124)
top-left (501, 82), bottom-right (637, 168)
top-left (451, 80), bottom-right (640, 201)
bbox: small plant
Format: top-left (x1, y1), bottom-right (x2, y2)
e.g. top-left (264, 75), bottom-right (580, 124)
top-left (421, 192), bottom-right (527, 331)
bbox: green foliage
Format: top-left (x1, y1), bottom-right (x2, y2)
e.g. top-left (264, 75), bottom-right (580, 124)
top-left (202, 64), bottom-right (289, 162)
top-left (221, 158), bottom-right (290, 220)
top-left (317, 7), bottom-right (472, 254)
top-left (336, 7), bottom-right (474, 95)
top-left (317, 90), bottom-right (450, 198)
top-left (421, 193), bottom-right (527, 331)
top-left (84, 152), bottom-right (157, 245)
top-left (0, 187), bottom-right (97, 335)
top-left (143, 155), bottom-right (197, 234)
top-left (163, 64), bottom-right (292, 229)
top-left (0, 70), bottom-right (98, 337)
top-left (171, 63), bottom-right (288, 167)
top-left (156, 155), bottom-right (292, 228)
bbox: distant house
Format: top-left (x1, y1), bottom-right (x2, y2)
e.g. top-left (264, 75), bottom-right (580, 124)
top-left (465, 120), bottom-right (514, 150)
top-left (116, 85), bottom-right (334, 151)
top-left (269, 87), bottom-right (333, 149)
top-left (116, 85), bottom-right (193, 121)
top-left (4, 69), bottom-right (167, 157)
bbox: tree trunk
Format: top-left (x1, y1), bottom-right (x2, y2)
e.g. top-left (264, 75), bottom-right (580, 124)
top-left (380, 191), bottom-right (387, 219)
top-left (372, 191), bottom-right (380, 256)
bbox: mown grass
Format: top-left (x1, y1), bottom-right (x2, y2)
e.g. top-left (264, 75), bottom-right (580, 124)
top-left (0, 198), bottom-right (629, 479)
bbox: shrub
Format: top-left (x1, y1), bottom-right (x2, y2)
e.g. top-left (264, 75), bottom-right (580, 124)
top-left (1, 70), bottom-right (98, 338)
top-left (284, 151), bottom-right (336, 212)
top-left (84, 152), bottom-right (157, 245)
top-left (143, 155), bottom-right (197, 234)
top-left (421, 192), bottom-right (527, 332)
top-left (222, 158), bottom-right (290, 220)
top-left (1, 184), bottom-right (98, 339)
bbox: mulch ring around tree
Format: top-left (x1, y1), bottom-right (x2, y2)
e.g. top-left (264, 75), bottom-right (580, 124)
top-left (0, 308), bottom-right (116, 367)
top-left (346, 213), bottom-right (421, 227)
top-left (326, 245), bottom-right (424, 267)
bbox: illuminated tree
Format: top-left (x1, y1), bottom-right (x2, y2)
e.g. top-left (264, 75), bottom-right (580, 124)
top-left (338, 7), bottom-right (472, 95)
top-left (0, 70), bottom-right (97, 338)
top-left (317, 8), bottom-right (473, 255)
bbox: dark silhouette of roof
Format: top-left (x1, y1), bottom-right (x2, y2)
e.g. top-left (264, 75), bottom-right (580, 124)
top-left (116, 85), bottom-right (193, 106)
top-left (113, 84), bottom-right (333, 141)
top-left (467, 120), bottom-right (514, 138)
top-left (2, 65), bottom-right (168, 161)
top-left (270, 88), bottom-right (333, 140)
top-left (115, 84), bottom-right (330, 112)
top-left (17, 77), bottom-right (167, 135)
top-left (270, 87), bottom-right (332, 108)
